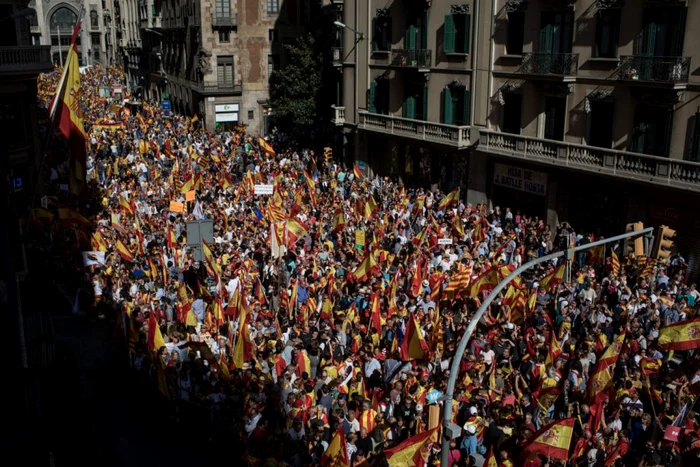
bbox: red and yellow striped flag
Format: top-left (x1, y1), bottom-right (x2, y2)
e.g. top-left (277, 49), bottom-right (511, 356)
top-left (598, 331), bottom-right (626, 370)
top-left (352, 252), bottom-right (379, 283)
top-left (587, 364), bottom-right (613, 404)
top-left (319, 426), bottom-right (349, 466)
top-left (521, 417), bottom-right (575, 461)
top-left (611, 249), bottom-right (620, 276)
top-left (258, 137), bottom-right (275, 156)
top-left (115, 239), bottom-right (135, 262)
top-left (539, 263), bottom-right (565, 291)
top-left (353, 164), bottom-right (362, 179)
top-left (384, 428), bottom-right (437, 467)
top-left (658, 317), bottom-right (700, 351)
top-left (438, 187), bottom-right (459, 211)
top-left (400, 314), bottom-right (429, 361)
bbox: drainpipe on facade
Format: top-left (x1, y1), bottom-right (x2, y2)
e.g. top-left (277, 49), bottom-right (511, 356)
top-left (487, 0), bottom-right (496, 130)
top-left (470, 0), bottom-right (479, 126)
top-left (354, 0), bottom-right (359, 163)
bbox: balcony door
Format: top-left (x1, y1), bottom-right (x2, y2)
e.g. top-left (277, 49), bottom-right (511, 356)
top-left (406, 11), bottom-right (428, 51)
top-left (403, 82), bottom-right (427, 121)
top-left (539, 11), bottom-right (573, 74)
top-left (442, 85), bottom-right (470, 126)
top-left (369, 78), bottom-right (390, 115)
top-left (641, 7), bottom-right (686, 58)
top-left (543, 96), bottom-right (566, 141)
top-left (589, 100), bottom-right (615, 149)
top-left (502, 93), bottom-right (522, 135)
top-left (631, 104), bottom-right (672, 157)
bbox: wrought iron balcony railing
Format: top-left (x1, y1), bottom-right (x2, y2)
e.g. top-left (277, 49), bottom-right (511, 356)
top-left (331, 105), bottom-right (345, 125)
top-left (193, 82), bottom-right (243, 95)
top-left (212, 13), bottom-right (237, 28)
top-left (478, 130), bottom-right (700, 192)
top-left (519, 52), bottom-right (579, 76)
top-left (390, 49), bottom-right (432, 68)
top-left (331, 47), bottom-right (343, 65)
top-left (0, 46), bottom-right (52, 75)
top-left (616, 55), bottom-right (690, 83)
top-left (359, 111), bottom-right (475, 148)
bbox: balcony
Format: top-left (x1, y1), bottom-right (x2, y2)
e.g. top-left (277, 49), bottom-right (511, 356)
top-left (212, 13), bottom-right (237, 28)
top-left (30, 25), bottom-right (40, 34)
top-left (358, 111), bottom-right (475, 148)
top-left (331, 105), bottom-right (345, 126)
top-left (478, 130), bottom-right (700, 193)
top-left (0, 46), bottom-right (52, 76)
top-left (193, 82), bottom-right (242, 95)
top-left (519, 52), bottom-right (578, 79)
top-left (390, 49), bottom-right (431, 69)
top-left (616, 56), bottom-right (690, 85)
top-left (152, 16), bottom-right (162, 29)
top-left (331, 47), bottom-right (343, 65)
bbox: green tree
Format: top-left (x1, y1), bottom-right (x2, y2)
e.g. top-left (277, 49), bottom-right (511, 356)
top-left (269, 34), bottom-right (324, 142)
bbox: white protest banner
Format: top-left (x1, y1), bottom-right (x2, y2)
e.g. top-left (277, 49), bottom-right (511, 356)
top-left (82, 251), bottom-right (106, 267)
top-left (254, 184), bottom-right (274, 195)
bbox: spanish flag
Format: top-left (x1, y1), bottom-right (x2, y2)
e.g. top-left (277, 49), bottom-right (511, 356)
top-left (259, 137), bottom-right (275, 157)
top-left (370, 294), bottom-right (383, 334)
top-left (438, 187), bottom-right (460, 211)
top-left (587, 364), bottom-right (613, 404)
top-left (639, 356), bottom-right (662, 376)
top-left (115, 239), bottom-right (135, 262)
top-left (332, 209), bottom-right (346, 233)
top-left (50, 19), bottom-right (86, 195)
top-left (353, 164), bottom-right (362, 179)
top-left (400, 314), bottom-right (429, 361)
top-left (352, 252), bottom-right (379, 283)
top-left (232, 306), bottom-right (255, 369)
top-left (598, 332), bottom-right (626, 370)
top-left (286, 217), bottom-right (309, 247)
top-left (588, 244), bottom-right (604, 264)
top-left (658, 317), bottom-right (700, 351)
top-left (119, 197), bottom-right (135, 216)
top-left (147, 313), bottom-right (165, 351)
top-left (539, 263), bottom-right (565, 291)
top-left (58, 207), bottom-right (91, 227)
top-left (485, 447), bottom-right (498, 467)
top-left (320, 426), bottom-right (349, 466)
top-left (521, 417), bottom-right (574, 461)
top-left (384, 428), bottom-right (437, 467)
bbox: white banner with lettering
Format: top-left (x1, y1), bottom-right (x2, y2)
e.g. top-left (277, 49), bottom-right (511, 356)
top-left (493, 163), bottom-right (547, 196)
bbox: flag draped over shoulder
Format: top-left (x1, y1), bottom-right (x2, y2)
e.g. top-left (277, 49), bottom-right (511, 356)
top-left (521, 417), bottom-right (575, 461)
top-left (51, 20), bottom-right (87, 195)
top-left (384, 428), bottom-right (437, 467)
top-left (658, 317), bottom-right (700, 351)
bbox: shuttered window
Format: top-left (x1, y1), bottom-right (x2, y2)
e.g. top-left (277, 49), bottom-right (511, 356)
top-left (594, 9), bottom-right (620, 58)
top-left (507, 12), bottom-right (525, 55)
top-left (217, 56), bottom-right (234, 87)
top-left (442, 86), bottom-right (470, 125)
top-left (372, 16), bottom-right (391, 52)
top-left (369, 79), bottom-right (389, 115)
top-left (443, 14), bottom-right (471, 53)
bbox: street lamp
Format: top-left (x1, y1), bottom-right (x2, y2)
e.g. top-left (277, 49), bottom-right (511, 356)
top-left (333, 21), bottom-right (363, 40)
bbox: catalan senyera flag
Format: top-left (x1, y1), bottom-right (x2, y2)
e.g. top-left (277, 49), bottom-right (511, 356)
top-left (611, 249), bottom-right (620, 276)
top-left (384, 428), bottom-right (437, 467)
top-left (658, 317), bottom-right (700, 351)
top-left (320, 426), bottom-right (349, 466)
top-left (521, 417), bottom-right (574, 461)
top-left (539, 263), bottom-right (565, 291)
top-left (259, 137), bottom-right (275, 156)
top-left (352, 252), bottom-right (380, 283)
top-left (400, 314), bottom-right (429, 361)
top-left (438, 187), bottom-right (459, 212)
top-left (353, 164), bottom-right (362, 179)
top-left (50, 20), bottom-right (87, 195)
top-left (115, 239), bottom-right (135, 262)
top-left (147, 313), bottom-right (166, 351)
top-left (598, 332), bottom-right (626, 370)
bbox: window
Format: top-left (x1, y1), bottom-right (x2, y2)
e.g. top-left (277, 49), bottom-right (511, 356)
top-left (506, 12), bottom-right (525, 55)
top-left (589, 100), bottom-right (615, 148)
top-left (543, 96), bottom-right (566, 141)
top-left (217, 56), bottom-right (234, 87)
top-left (248, 110), bottom-right (254, 120)
top-left (267, 0), bottom-right (279, 14)
top-left (501, 93), bottom-right (522, 134)
top-left (216, 0), bottom-right (231, 18)
top-left (50, 7), bottom-right (78, 32)
top-left (269, 29), bottom-right (277, 42)
top-left (539, 11), bottom-right (574, 54)
top-left (90, 10), bottom-right (99, 29)
top-left (689, 112), bottom-right (700, 162)
top-left (268, 54), bottom-right (278, 76)
top-left (641, 7), bottom-right (687, 58)
top-left (219, 30), bottom-right (230, 42)
top-left (368, 79), bottom-right (389, 115)
top-left (444, 13), bottom-right (471, 54)
top-left (405, 13), bottom-right (427, 50)
top-left (372, 16), bottom-right (391, 52)
top-left (594, 9), bottom-right (620, 58)
top-left (442, 86), bottom-right (471, 126)
top-left (631, 104), bottom-right (673, 157)
top-left (403, 83), bottom-right (427, 121)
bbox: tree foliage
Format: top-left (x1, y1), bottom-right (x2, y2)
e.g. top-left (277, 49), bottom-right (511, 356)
top-left (269, 34), bottom-right (323, 139)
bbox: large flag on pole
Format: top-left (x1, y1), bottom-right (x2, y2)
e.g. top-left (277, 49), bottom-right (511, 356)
top-left (50, 19), bottom-right (87, 195)
top-left (658, 317), bottom-right (700, 351)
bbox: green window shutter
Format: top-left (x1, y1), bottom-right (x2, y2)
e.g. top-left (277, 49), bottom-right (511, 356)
top-left (643, 22), bottom-right (657, 56)
top-left (540, 24), bottom-right (554, 54)
top-left (444, 15), bottom-right (456, 53)
top-left (407, 24), bottom-right (416, 50)
top-left (372, 18), bottom-right (378, 51)
top-left (560, 12), bottom-right (573, 54)
top-left (464, 14), bottom-right (472, 54)
top-left (443, 87), bottom-right (453, 124)
top-left (382, 18), bottom-right (391, 51)
top-left (422, 86), bottom-right (428, 121)
top-left (462, 89), bottom-right (471, 126)
top-left (404, 93), bottom-right (415, 119)
top-left (369, 81), bottom-right (377, 113)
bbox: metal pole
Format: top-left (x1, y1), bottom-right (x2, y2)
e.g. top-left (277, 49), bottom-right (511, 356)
top-left (439, 227), bottom-right (654, 466)
top-left (58, 26), bottom-right (62, 67)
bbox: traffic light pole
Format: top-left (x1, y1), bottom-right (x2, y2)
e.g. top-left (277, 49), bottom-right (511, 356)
top-left (440, 226), bottom-right (654, 466)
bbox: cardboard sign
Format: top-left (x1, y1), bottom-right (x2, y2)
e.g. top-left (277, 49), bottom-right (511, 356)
top-left (169, 201), bottom-right (185, 213)
top-left (185, 190), bottom-right (196, 202)
top-left (355, 230), bottom-right (366, 247)
top-left (438, 238), bottom-right (453, 245)
top-left (254, 184), bottom-right (274, 195)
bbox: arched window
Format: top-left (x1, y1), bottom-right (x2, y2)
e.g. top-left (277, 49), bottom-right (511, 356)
top-left (50, 7), bottom-right (78, 32)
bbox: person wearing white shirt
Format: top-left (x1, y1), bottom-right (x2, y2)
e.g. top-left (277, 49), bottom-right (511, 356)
top-left (192, 298), bottom-right (205, 322)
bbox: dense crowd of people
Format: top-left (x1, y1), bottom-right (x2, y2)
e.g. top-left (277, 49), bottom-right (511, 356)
top-left (31, 65), bottom-right (700, 467)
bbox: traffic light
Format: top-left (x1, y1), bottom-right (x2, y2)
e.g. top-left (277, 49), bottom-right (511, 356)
top-left (623, 222), bottom-right (645, 257)
top-left (652, 225), bottom-right (676, 260)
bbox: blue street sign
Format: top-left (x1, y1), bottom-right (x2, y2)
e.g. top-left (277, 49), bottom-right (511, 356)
top-left (161, 100), bottom-right (171, 111)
